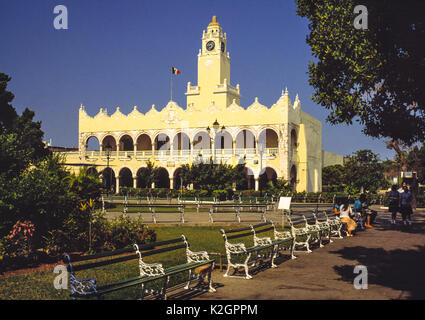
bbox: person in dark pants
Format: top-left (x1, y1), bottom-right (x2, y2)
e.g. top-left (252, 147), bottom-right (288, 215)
top-left (387, 185), bottom-right (400, 225)
top-left (400, 181), bottom-right (413, 226)
top-left (359, 194), bottom-right (378, 228)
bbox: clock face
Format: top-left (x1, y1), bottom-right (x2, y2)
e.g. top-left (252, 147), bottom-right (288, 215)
top-left (206, 41), bottom-right (215, 51)
top-left (221, 42), bottom-right (225, 52)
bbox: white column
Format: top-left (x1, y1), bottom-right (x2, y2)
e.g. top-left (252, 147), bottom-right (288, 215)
top-left (116, 178), bottom-right (120, 195)
top-left (170, 177), bottom-right (174, 189)
top-left (133, 176), bottom-right (137, 189)
top-left (255, 177), bottom-right (259, 191)
top-left (133, 144), bottom-right (137, 158)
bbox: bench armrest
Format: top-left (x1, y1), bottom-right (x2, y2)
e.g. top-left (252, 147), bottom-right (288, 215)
top-left (225, 242), bottom-right (247, 254)
top-left (253, 236), bottom-right (272, 246)
top-left (134, 244), bottom-right (165, 277)
top-left (69, 273), bottom-right (98, 297)
top-left (186, 249), bottom-right (211, 263)
top-left (274, 230), bottom-right (292, 240)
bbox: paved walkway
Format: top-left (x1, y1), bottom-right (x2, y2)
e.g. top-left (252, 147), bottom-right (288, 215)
top-left (182, 209), bottom-right (425, 300)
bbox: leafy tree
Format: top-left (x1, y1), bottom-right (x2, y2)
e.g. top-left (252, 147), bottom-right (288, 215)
top-left (296, 0), bottom-right (425, 147)
top-left (322, 164), bottom-right (345, 186)
top-left (178, 160), bottom-right (246, 191)
top-left (343, 149), bottom-right (388, 193)
top-left (0, 73), bottom-right (18, 130)
top-left (1, 155), bottom-right (75, 244)
top-left (404, 145), bottom-right (425, 185)
top-left (65, 166), bottom-right (103, 203)
top-left (136, 160), bottom-right (159, 188)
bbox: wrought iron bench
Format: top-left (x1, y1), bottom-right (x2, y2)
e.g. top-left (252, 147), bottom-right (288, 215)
top-left (209, 204), bottom-right (267, 223)
top-left (301, 213), bottom-right (331, 248)
top-left (220, 225), bottom-right (276, 279)
top-left (285, 214), bottom-right (320, 254)
top-left (63, 235), bottom-right (215, 300)
top-left (323, 211), bottom-right (343, 239)
top-left (123, 203), bottom-right (185, 223)
top-left (250, 221), bottom-right (295, 260)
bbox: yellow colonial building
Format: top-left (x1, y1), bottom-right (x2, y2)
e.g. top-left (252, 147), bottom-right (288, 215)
top-left (62, 16), bottom-right (343, 193)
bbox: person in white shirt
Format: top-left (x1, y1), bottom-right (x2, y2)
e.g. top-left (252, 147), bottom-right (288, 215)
top-left (339, 199), bottom-right (357, 237)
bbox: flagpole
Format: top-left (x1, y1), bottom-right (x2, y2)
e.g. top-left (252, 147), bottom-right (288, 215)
top-left (170, 65), bottom-right (173, 101)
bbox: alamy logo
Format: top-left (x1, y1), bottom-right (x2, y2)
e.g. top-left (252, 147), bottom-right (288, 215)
top-left (53, 5), bottom-right (68, 30)
top-left (53, 265), bottom-right (68, 290)
top-left (353, 265), bottom-right (368, 289)
top-left (353, 5), bottom-right (368, 30)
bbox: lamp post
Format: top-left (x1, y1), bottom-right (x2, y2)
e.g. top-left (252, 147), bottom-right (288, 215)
top-left (206, 119), bottom-right (224, 163)
top-left (258, 143), bottom-right (264, 197)
top-left (104, 144), bottom-right (113, 195)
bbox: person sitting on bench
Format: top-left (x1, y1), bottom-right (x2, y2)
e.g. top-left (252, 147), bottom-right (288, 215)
top-left (339, 199), bottom-right (357, 237)
top-left (358, 194), bottom-right (377, 229)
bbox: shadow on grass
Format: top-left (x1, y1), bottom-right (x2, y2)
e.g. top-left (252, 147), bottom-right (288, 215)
top-left (330, 245), bottom-right (425, 299)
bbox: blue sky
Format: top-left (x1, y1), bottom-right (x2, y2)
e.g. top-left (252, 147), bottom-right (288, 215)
top-left (0, 0), bottom-right (395, 160)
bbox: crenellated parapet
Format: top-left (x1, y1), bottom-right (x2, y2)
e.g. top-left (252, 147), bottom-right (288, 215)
top-left (79, 90), bottom-right (303, 134)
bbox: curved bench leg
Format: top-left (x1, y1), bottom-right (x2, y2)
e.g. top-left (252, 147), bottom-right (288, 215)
top-left (207, 264), bottom-right (216, 292)
top-left (289, 238), bottom-right (297, 259)
top-left (162, 276), bottom-right (169, 300)
top-left (141, 283), bottom-right (146, 300)
top-left (223, 262), bottom-right (232, 277)
top-left (271, 245), bottom-right (278, 268)
top-left (305, 234), bottom-right (312, 253)
top-left (319, 231), bottom-right (324, 248)
top-left (184, 269), bottom-right (193, 290)
top-left (244, 253), bottom-right (252, 279)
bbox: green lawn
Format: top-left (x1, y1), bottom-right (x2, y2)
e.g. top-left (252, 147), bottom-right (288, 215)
top-left (106, 204), bottom-right (209, 214)
top-left (0, 225), bottom-right (270, 300)
top-left (0, 224), bottom-right (292, 300)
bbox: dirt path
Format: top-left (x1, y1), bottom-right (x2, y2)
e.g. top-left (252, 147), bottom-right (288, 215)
top-left (191, 209), bottom-right (425, 300)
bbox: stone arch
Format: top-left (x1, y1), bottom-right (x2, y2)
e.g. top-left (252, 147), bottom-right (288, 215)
top-left (235, 129), bottom-right (256, 149)
top-left (154, 133), bottom-right (170, 151)
top-left (136, 167), bottom-right (150, 188)
top-left (243, 167), bottom-right (255, 190)
top-left (214, 130), bottom-right (233, 150)
top-left (86, 136), bottom-right (100, 151)
top-left (86, 166), bottom-right (98, 176)
top-left (259, 167), bottom-right (278, 190)
top-left (192, 131), bottom-right (211, 150)
top-left (173, 167), bottom-right (183, 189)
top-left (290, 165), bottom-right (297, 186)
top-left (258, 128), bottom-right (279, 149)
top-left (102, 135), bottom-right (117, 151)
top-left (156, 167), bottom-right (170, 188)
top-left (136, 133), bottom-right (152, 151)
top-left (102, 167), bottom-right (116, 193)
top-left (119, 135), bottom-right (134, 151)
top-left (172, 132), bottom-right (191, 150)
top-left (291, 128), bottom-right (298, 149)
top-left (119, 167), bottom-right (133, 188)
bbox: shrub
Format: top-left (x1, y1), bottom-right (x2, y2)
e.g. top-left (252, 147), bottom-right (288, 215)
top-left (7, 220), bottom-right (35, 258)
top-left (212, 190), bottom-right (227, 201)
top-left (108, 216), bottom-right (156, 249)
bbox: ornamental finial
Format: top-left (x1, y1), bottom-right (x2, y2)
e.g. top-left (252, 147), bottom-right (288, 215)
top-left (209, 16), bottom-right (220, 27)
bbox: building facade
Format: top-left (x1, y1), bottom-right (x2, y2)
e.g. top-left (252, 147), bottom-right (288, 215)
top-left (62, 16), bottom-right (343, 193)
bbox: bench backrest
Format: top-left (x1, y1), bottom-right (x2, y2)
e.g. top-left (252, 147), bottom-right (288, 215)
top-left (250, 221), bottom-right (275, 238)
top-left (220, 226), bottom-right (253, 243)
top-left (63, 237), bottom-right (186, 273)
top-left (303, 213), bottom-right (317, 224)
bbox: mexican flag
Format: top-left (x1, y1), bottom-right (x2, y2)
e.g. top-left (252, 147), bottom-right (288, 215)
top-left (171, 67), bottom-right (181, 75)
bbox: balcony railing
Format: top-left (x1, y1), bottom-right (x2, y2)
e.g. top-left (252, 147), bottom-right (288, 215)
top-left (78, 147), bottom-right (281, 161)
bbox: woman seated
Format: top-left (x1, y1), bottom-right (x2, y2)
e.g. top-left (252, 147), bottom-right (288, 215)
top-left (339, 199), bottom-right (357, 237)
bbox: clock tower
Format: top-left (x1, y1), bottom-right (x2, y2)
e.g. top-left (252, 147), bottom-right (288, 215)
top-left (186, 16), bottom-right (241, 109)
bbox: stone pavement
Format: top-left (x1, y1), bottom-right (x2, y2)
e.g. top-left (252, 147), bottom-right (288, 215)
top-left (179, 209), bottom-right (425, 300)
